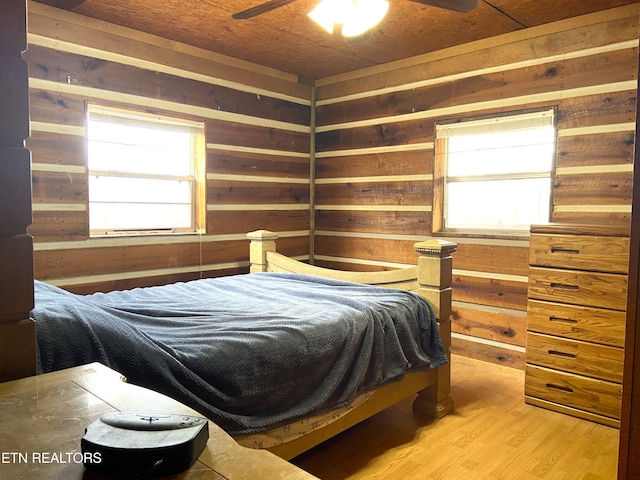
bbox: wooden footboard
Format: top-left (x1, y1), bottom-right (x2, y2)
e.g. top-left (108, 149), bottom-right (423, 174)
top-left (246, 230), bottom-right (456, 459)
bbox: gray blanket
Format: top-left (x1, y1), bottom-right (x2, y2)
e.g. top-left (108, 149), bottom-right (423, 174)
top-left (32, 272), bottom-right (447, 435)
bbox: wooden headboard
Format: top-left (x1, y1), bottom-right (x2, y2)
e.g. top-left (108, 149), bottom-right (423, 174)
top-left (247, 229), bottom-right (456, 321)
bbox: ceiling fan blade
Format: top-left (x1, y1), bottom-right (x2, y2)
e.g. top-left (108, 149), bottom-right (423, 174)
top-left (232, 0), bottom-right (301, 20)
top-left (409, 0), bottom-right (478, 13)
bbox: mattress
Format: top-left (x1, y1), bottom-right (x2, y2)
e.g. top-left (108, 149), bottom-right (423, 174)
top-left (32, 272), bottom-right (447, 436)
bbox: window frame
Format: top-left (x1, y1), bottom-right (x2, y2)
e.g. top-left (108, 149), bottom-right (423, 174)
top-left (86, 105), bottom-right (206, 237)
top-left (433, 108), bottom-right (557, 238)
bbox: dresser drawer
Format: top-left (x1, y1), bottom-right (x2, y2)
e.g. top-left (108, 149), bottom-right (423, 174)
top-left (527, 299), bottom-right (626, 347)
top-left (528, 267), bottom-right (628, 310)
top-left (525, 364), bottom-right (621, 419)
top-left (526, 332), bottom-right (624, 383)
top-left (529, 234), bottom-right (629, 273)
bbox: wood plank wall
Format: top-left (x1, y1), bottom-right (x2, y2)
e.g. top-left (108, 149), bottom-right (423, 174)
top-left (21, 3), bottom-right (639, 371)
top-left (313, 5), bottom-right (639, 369)
top-left (24, 2), bottom-right (313, 294)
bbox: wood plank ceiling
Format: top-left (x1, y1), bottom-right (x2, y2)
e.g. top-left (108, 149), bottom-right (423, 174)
top-left (31, 0), bottom-right (639, 80)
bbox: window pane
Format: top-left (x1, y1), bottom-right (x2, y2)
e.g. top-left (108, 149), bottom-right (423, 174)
top-left (447, 141), bottom-right (555, 177)
top-left (90, 203), bottom-right (193, 231)
top-left (446, 178), bottom-right (551, 230)
top-left (88, 121), bottom-right (191, 176)
top-left (88, 120), bottom-right (191, 149)
top-left (448, 127), bottom-right (555, 153)
top-left (89, 176), bottom-right (192, 204)
top-left (89, 176), bottom-right (193, 231)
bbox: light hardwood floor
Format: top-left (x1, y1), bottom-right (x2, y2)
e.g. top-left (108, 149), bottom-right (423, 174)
top-left (293, 355), bottom-right (619, 480)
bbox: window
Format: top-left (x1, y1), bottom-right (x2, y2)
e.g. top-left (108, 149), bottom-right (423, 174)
top-left (87, 106), bottom-right (205, 236)
top-left (434, 109), bottom-right (555, 235)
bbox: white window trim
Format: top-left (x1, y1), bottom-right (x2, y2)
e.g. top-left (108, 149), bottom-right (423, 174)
top-left (434, 108), bottom-right (556, 236)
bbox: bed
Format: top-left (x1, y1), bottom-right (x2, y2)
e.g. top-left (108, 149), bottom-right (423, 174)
top-left (31, 230), bottom-right (456, 460)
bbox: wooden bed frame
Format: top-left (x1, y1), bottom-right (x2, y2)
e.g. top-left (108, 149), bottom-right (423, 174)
top-left (244, 230), bottom-right (457, 460)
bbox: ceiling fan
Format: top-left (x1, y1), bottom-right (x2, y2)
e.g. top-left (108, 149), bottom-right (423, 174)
top-left (232, 0), bottom-right (479, 21)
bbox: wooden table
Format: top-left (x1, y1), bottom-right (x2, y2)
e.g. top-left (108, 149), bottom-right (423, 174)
top-left (0, 362), bottom-right (319, 479)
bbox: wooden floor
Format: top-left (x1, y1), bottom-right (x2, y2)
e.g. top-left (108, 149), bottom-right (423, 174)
top-left (292, 355), bottom-right (619, 480)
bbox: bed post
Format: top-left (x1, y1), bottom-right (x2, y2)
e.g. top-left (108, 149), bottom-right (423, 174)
top-left (247, 230), bottom-right (279, 273)
top-left (412, 238), bottom-right (457, 418)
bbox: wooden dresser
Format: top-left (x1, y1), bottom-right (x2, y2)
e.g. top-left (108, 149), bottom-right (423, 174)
top-left (525, 223), bottom-right (630, 428)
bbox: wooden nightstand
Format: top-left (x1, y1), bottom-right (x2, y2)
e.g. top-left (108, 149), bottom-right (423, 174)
top-left (0, 362), bottom-right (318, 479)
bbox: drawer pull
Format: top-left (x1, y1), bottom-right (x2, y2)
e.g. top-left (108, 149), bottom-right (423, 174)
top-left (550, 247), bottom-right (580, 255)
top-left (550, 283), bottom-right (579, 290)
top-left (546, 383), bottom-right (574, 393)
top-left (549, 316), bottom-right (578, 325)
top-left (548, 349), bottom-right (577, 359)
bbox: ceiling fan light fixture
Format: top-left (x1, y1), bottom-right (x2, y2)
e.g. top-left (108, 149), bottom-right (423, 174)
top-left (307, 0), bottom-right (340, 34)
top-left (343, 0), bottom-right (389, 36)
top-left (308, 0), bottom-right (389, 37)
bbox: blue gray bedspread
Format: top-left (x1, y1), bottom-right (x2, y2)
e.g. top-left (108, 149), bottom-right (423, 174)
top-left (32, 272), bottom-right (447, 435)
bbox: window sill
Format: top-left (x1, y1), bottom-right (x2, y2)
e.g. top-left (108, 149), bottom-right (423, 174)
top-left (90, 230), bottom-right (203, 239)
top-left (431, 229), bottom-right (530, 241)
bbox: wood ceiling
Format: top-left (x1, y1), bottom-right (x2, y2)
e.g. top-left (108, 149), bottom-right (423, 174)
top-left (32, 0), bottom-right (639, 80)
